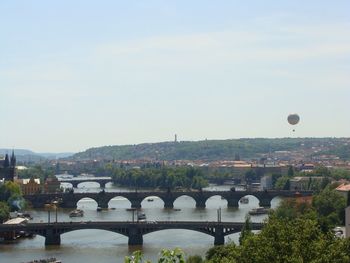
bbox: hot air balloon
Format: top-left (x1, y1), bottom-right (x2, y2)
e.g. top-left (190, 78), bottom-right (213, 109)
top-left (287, 114), bottom-right (300, 132)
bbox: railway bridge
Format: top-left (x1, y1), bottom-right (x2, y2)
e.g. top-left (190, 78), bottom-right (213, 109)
top-left (0, 221), bottom-right (264, 246)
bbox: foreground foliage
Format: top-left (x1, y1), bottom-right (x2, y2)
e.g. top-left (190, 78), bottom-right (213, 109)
top-left (126, 187), bottom-right (349, 263)
top-left (0, 181), bottom-right (24, 221)
top-left (125, 249), bottom-right (186, 263)
top-left (206, 215), bottom-right (350, 263)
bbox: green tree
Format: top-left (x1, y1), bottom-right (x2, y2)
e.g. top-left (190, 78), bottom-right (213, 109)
top-left (239, 215), bottom-right (253, 245)
top-left (4, 181), bottom-right (21, 196)
top-left (274, 176), bottom-right (290, 190)
top-left (124, 249), bottom-right (185, 263)
top-left (0, 201), bottom-right (10, 223)
top-left (287, 166), bottom-right (294, 177)
top-left (185, 255), bottom-right (203, 263)
top-left (159, 248), bottom-right (185, 263)
top-left (312, 187), bottom-right (346, 231)
top-left (206, 243), bottom-right (239, 263)
top-left (238, 216), bottom-right (350, 263)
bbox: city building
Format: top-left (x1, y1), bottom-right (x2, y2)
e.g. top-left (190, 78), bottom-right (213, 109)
top-left (289, 176), bottom-right (325, 191)
top-left (346, 207), bottom-right (350, 238)
top-left (260, 175), bottom-right (273, 190)
top-left (17, 178), bottom-right (41, 195)
top-left (43, 177), bottom-right (61, 193)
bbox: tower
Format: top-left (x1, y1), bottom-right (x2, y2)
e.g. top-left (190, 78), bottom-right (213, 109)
top-left (3, 154), bottom-right (10, 168)
top-left (10, 150), bottom-right (16, 167)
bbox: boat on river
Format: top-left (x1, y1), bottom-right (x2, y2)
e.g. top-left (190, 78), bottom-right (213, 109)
top-left (69, 209), bottom-right (84, 217)
top-left (248, 207), bottom-right (270, 215)
top-left (137, 212), bottom-right (146, 221)
top-left (25, 257), bottom-right (61, 263)
top-left (240, 197), bottom-right (249, 204)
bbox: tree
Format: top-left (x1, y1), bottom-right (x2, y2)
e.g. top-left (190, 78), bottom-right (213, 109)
top-left (274, 198), bottom-right (316, 221)
top-left (312, 166), bottom-right (331, 177)
top-left (159, 248), bottom-right (185, 263)
top-left (287, 166), bottom-right (294, 177)
top-left (186, 255), bottom-right (203, 263)
top-left (239, 215), bottom-right (253, 245)
top-left (244, 169), bottom-right (258, 184)
top-left (0, 201), bottom-right (10, 223)
top-left (124, 249), bottom-right (185, 263)
top-left (312, 187), bottom-right (346, 231)
top-left (206, 243), bottom-right (239, 263)
top-left (274, 176), bottom-right (290, 190)
top-left (238, 216), bottom-right (350, 263)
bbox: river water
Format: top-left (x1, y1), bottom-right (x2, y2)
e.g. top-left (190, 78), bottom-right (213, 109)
top-left (0, 182), bottom-right (281, 263)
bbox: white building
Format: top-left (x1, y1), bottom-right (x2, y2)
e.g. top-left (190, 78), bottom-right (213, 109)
top-left (260, 175), bottom-right (272, 190)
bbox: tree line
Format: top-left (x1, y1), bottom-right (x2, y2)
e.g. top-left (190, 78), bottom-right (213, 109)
top-left (109, 166), bottom-right (208, 190)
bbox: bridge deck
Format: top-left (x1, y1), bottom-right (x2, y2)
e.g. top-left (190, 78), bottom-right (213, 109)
top-left (0, 221), bottom-right (264, 230)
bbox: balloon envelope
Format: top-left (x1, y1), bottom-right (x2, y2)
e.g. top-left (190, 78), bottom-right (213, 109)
top-left (287, 114), bottom-right (300, 125)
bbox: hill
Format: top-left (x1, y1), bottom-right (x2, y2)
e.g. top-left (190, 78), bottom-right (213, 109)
top-left (72, 138), bottom-right (350, 161)
top-left (0, 149), bottom-right (74, 162)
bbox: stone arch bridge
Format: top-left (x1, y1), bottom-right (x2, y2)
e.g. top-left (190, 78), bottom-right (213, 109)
top-left (58, 177), bottom-right (112, 188)
top-left (24, 190), bottom-right (313, 209)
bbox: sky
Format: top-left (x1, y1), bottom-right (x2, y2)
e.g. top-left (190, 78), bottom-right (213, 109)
top-left (1, 1), bottom-right (349, 153)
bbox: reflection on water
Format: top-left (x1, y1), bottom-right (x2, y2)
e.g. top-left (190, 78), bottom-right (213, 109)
top-left (0, 183), bottom-right (281, 263)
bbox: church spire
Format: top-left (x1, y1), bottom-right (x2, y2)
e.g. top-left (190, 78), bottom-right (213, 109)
top-left (4, 154), bottom-right (10, 168)
top-left (10, 150), bottom-right (16, 167)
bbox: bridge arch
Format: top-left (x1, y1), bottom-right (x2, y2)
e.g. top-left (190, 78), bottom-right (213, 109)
top-left (77, 197), bottom-right (98, 209)
top-left (76, 181), bottom-right (101, 189)
top-left (205, 195), bottom-right (228, 209)
top-left (61, 228), bottom-right (129, 241)
top-left (60, 182), bottom-right (74, 189)
top-left (238, 195), bottom-right (260, 208)
top-left (108, 196), bottom-right (132, 209)
top-left (141, 196), bottom-right (165, 208)
top-left (270, 196), bottom-right (283, 208)
top-left (143, 229), bottom-right (215, 245)
top-left (173, 195), bottom-right (197, 208)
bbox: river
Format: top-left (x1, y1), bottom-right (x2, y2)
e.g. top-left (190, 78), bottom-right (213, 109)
top-left (0, 182), bottom-right (282, 263)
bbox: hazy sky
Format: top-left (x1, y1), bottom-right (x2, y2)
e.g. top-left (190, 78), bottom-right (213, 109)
top-left (1, 1), bottom-right (349, 153)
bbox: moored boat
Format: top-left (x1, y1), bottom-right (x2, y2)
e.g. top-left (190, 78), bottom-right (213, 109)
top-left (137, 212), bottom-right (146, 221)
top-left (25, 257), bottom-right (61, 263)
top-left (248, 207), bottom-right (270, 215)
top-left (69, 209), bottom-right (84, 217)
top-left (240, 197), bottom-right (249, 204)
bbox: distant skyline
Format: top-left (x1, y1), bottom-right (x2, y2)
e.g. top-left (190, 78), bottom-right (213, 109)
top-left (1, 1), bottom-right (349, 152)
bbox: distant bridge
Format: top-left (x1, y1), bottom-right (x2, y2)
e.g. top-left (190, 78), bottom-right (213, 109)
top-left (58, 177), bottom-right (112, 188)
top-left (24, 190), bottom-right (313, 209)
top-left (0, 221), bottom-right (264, 246)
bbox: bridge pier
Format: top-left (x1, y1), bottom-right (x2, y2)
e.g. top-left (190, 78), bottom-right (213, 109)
top-left (97, 200), bottom-right (109, 209)
top-left (72, 182), bottom-right (79, 188)
top-left (259, 198), bottom-right (272, 208)
top-left (45, 229), bottom-right (61, 246)
top-left (60, 199), bottom-right (78, 209)
top-left (195, 199), bottom-right (206, 209)
top-left (214, 226), bottom-right (225, 245)
top-left (131, 200), bottom-right (142, 209)
top-left (100, 182), bottom-right (107, 188)
top-left (163, 199), bottom-right (174, 209)
top-left (227, 198), bottom-right (240, 208)
top-left (128, 227), bottom-right (143, 246)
